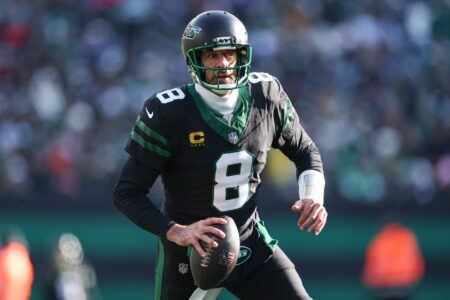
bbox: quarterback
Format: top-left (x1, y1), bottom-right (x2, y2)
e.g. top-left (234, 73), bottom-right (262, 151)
top-left (114, 10), bottom-right (327, 300)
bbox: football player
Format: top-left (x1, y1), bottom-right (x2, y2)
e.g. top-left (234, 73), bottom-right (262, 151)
top-left (114, 10), bottom-right (327, 300)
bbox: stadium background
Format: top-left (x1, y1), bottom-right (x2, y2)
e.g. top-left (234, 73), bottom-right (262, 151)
top-left (0, 0), bottom-right (449, 299)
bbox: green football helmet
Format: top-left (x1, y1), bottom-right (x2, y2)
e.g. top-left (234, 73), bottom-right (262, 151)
top-left (181, 11), bottom-right (252, 91)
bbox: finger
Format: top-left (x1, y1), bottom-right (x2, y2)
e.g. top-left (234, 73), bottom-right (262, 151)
top-left (310, 211), bottom-right (327, 235)
top-left (298, 202), bottom-right (313, 228)
top-left (205, 226), bottom-right (226, 239)
top-left (203, 217), bottom-right (228, 225)
top-left (193, 241), bottom-right (206, 257)
top-left (307, 209), bottom-right (324, 232)
top-left (301, 205), bottom-right (321, 230)
top-left (291, 200), bottom-right (304, 212)
top-left (314, 212), bottom-right (328, 235)
top-left (200, 234), bottom-right (219, 248)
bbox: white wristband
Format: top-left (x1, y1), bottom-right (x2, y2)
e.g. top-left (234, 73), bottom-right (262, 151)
top-left (298, 170), bottom-right (325, 205)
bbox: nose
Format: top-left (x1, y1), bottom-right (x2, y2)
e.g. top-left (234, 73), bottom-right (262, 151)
top-left (214, 53), bottom-right (229, 68)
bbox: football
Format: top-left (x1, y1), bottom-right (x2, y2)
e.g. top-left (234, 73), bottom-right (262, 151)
top-left (190, 216), bottom-right (240, 290)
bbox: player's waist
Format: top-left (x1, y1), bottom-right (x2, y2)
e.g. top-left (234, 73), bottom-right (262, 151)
top-left (164, 206), bottom-right (258, 240)
top-left (236, 208), bottom-right (258, 242)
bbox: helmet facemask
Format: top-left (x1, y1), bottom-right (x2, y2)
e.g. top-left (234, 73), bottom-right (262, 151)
top-left (185, 41), bottom-right (252, 91)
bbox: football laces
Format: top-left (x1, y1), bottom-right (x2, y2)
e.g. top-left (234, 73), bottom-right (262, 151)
top-left (200, 236), bottom-right (218, 267)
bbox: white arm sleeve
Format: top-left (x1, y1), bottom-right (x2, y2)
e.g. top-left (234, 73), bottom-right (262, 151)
top-left (298, 170), bottom-right (325, 205)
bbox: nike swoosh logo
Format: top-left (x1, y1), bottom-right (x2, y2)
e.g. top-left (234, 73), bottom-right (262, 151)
top-left (145, 107), bottom-right (154, 119)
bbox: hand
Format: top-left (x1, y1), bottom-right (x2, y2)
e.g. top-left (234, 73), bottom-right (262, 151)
top-left (291, 199), bottom-right (327, 235)
top-left (166, 217), bottom-right (227, 257)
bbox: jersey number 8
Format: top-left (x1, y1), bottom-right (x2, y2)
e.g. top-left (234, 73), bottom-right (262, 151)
top-left (213, 150), bottom-right (253, 212)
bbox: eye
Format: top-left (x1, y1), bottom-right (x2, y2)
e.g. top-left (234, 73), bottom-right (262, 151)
top-left (203, 51), bottom-right (215, 59)
top-left (224, 51), bottom-right (237, 60)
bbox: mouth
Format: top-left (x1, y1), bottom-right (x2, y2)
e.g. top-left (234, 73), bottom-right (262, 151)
top-left (216, 74), bottom-right (235, 83)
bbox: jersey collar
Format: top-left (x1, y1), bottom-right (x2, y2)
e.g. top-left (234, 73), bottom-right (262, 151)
top-left (188, 84), bottom-right (251, 144)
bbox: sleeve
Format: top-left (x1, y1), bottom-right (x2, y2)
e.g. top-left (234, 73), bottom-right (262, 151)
top-left (125, 96), bottom-right (172, 171)
top-left (113, 156), bottom-right (175, 237)
top-left (270, 80), bottom-right (324, 177)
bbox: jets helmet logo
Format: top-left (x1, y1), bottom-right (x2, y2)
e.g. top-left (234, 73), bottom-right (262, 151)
top-left (183, 25), bottom-right (202, 39)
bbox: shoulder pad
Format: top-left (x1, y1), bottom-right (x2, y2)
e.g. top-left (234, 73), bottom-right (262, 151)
top-left (142, 86), bottom-right (189, 123)
top-left (248, 72), bottom-right (284, 104)
top-left (248, 72), bottom-right (275, 85)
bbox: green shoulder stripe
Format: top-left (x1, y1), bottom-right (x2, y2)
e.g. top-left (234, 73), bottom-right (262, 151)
top-left (281, 99), bottom-right (295, 133)
top-left (136, 116), bottom-right (170, 147)
top-left (130, 116), bottom-right (172, 158)
top-left (131, 130), bottom-right (171, 158)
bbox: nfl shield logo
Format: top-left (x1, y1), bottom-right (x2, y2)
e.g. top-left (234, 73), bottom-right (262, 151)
top-left (178, 263), bottom-right (189, 275)
top-left (228, 131), bottom-right (239, 144)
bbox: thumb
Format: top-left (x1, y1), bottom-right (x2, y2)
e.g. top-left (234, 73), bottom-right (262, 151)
top-left (291, 201), bottom-right (303, 212)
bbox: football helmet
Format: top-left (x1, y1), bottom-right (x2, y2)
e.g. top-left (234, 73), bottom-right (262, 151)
top-left (181, 11), bottom-right (252, 91)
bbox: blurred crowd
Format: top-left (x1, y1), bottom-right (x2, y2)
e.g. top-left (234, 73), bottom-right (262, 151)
top-left (0, 227), bottom-right (97, 300)
top-left (0, 0), bottom-right (449, 206)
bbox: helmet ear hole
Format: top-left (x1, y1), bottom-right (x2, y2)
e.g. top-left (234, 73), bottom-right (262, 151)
top-left (186, 50), bottom-right (204, 82)
top-left (237, 47), bottom-right (249, 80)
top-left (194, 51), bottom-right (206, 81)
top-left (238, 48), bottom-right (247, 67)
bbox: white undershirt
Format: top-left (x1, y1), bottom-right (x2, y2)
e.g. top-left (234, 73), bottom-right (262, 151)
top-left (195, 83), bottom-right (239, 124)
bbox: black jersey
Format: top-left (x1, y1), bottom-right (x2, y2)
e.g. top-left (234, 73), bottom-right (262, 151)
top-left (125, 72), bottom-right (323, 228)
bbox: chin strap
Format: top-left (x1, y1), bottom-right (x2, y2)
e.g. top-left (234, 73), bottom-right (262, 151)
top-left (298, 170), bottom-right (325, 205)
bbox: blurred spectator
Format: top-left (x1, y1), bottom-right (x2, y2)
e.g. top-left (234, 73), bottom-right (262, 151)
top-left (361, 222), bottom-right (425, 300)
top-left (0, 0), bottom-right (449, 207)
top-left (0, 227), bottom-right (34, 300)
top-left (45, 233), bottom-right (98, 300)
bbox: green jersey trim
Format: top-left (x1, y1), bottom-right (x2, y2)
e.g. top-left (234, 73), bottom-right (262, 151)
top-left (255, 220), bottom-right (278, 252)
top-left (154, 240), bottom-right (164, 300)
top-left (188, 84), bottom-right (251, 144)
top-left (281, 99), bottom-right (295, 133)
top-left (136, 116), bottom-right (170, 146)
top-left (130, 130), bottom-right (172, 158)
top-left (130, 116), bottom-right (172, 158)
